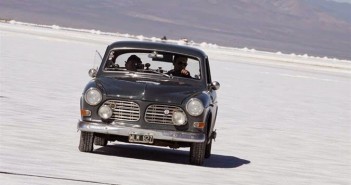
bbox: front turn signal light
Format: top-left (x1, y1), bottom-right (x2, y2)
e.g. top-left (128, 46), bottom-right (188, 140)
top-left (80, 109), bottom-right (91, 117)
top-left (193, 122), bottom-right (205, 129)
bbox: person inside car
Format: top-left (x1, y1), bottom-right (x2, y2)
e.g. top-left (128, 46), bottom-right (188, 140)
top-left (125, 55), bottom-right (143, 71)
top-left (105, 51), bottom-right (118, 68)
top-left (167, 55), bottom-right (191, 78)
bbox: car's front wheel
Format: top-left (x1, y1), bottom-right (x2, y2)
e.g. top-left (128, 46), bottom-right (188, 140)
top-left (78, 131), bottom-right (94, 152)
top-left (189, 139), bottom-right (206, 165)
top-left (205, 139), bottom-right (212, 158)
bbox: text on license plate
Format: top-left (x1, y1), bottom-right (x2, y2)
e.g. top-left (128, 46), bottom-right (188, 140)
top-left (129, 133), bottom-right (154, 144)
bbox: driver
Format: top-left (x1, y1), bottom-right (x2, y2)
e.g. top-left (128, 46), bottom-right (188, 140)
top-left (125, 55), bottom-right (143, 71)
top-left (167, 55), bottom-right (191, 78)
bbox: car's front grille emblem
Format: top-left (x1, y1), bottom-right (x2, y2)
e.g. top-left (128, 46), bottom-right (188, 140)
top-left (164, 109), bottom-right (170, 115)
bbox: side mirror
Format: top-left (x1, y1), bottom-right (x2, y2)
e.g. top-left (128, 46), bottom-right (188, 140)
top-left (88, 68), bottom-right (97, 78)
top-left (211, 81), bottom-right (220, 90)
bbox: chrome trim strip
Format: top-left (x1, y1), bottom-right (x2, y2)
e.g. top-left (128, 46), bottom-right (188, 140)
top-left (77, 120), bottom-right (205, 143)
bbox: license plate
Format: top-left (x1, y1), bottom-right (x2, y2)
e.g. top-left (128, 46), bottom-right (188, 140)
top-left (129, 133), bottom-right (154, 144)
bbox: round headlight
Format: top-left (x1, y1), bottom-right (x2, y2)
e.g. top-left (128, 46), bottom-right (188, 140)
top-left (85, 88), bottom-right (102, 106)
top-left (186, 98), bottom-right (204, 116)
top-left (98, 105), bottom-right (113, 119)
top-left (172, 111), bottom-right (187, 125)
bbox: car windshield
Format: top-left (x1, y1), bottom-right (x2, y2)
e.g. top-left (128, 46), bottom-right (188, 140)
top-left (104, 50), bottom-right (201, 80)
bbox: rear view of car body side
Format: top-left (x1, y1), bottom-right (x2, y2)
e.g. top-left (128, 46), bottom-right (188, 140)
top-left (77, 41), bottom-right (220, 165)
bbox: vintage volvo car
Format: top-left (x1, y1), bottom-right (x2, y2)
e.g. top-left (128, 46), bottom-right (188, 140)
top-left (78, 41), bottom-right (220, 165)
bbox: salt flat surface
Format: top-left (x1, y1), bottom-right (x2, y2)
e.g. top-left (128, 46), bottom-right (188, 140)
top-left (0, 24), bottom-right (350, 185)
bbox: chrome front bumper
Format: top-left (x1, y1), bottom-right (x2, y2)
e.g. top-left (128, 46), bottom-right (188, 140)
top-left (77, 120), bottom-right (205, 143)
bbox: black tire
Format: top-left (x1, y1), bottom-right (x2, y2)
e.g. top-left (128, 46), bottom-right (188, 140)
top-left (205, 139), bottom-right (212, 158)
top-left (78, 131), bottom-right (94, 152)
top-left (189, 140), bottom-right (206, 166)
top-left (94, 135), bottom-right (108, 146)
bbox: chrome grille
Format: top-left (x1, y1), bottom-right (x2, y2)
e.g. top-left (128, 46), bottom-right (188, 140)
top-left (145, 104), bottom-right (184, 125)
top-left (104, 100), bottom-right (140, 121)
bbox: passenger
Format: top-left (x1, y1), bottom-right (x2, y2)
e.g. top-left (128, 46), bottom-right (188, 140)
top-left (167, 55), bottom-right (191, 78)
top-left (125, 55), bottom-right (143, 71)
top-left (105, 52), bottom-right (117, 68)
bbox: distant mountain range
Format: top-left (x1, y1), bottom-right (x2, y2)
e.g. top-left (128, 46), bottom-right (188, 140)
top-left (1, 0), bottom-right (350, 60)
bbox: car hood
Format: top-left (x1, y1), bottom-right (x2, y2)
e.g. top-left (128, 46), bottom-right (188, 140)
top-left (97, 77), bottom-right (201, 104)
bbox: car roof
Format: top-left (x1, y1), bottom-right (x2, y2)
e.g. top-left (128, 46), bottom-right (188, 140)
top-left (108, 41), bottom-right (207, 58)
